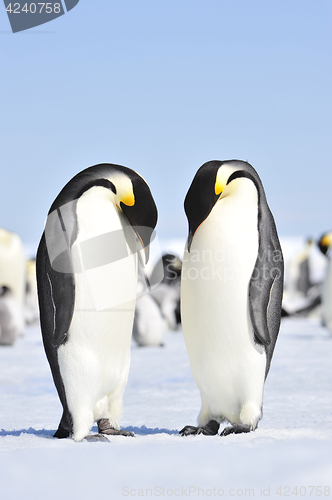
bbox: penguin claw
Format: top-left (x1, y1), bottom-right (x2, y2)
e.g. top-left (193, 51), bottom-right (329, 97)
top-left (101, 429), bottom-right (135, 437)
top-left (179, 420), bottom-right (219, 436)
top-left (220, 424), bottom-right (252, 436)
top-left (97, 419), bottom-right (135, 437)
top-left (179, 425), bottom-right (199, 436)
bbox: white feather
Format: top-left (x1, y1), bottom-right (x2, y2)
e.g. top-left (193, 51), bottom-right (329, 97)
top-left (58, 185), bottom-right (137, 441)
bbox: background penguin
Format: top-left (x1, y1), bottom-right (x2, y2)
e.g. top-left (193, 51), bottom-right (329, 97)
top-left (0, 227), bottom-right (26, 337)
top-left (317, 231), bottom-right (332, 334)
top-left (149, 253), bottom-right (182, 330)
top-left (150, 253), bottom-right (182, 287)
top-left (36, 163), bottom-right (158, 441)
top-left (25, 258), bottom-right (39, 325)
top-left (132, 268), bottom-right (166, 347)
top-left (132, 253), bottom-right (181, 347)
top-left (180, 160), bottom-right (284, 437)
top-left (282, 238), bottom-right (322, 318)
top-left (0, 286), bottom-right (25, 345)
top-left (150, 283), bottom-right (181, 331)
top-left (289, 238), bottom-right (313, 297)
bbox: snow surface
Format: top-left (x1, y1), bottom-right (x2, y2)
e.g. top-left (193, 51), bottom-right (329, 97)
top-left (0, 317), bottom-right (331, 499)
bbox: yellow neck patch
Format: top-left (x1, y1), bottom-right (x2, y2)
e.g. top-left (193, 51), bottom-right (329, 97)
top-left (215, 178), bottom-right (224, 196)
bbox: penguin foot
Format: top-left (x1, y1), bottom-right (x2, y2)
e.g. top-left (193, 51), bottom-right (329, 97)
top-left (84, 433), bottom-right (110, 443)
top-left (97, 419), bottom-right (135, 437)
top-left (54, 412), bottom-right (73, 439)
top-left (179, 420), bottom-right (220, 436)
top-left (220, 424), bottom-right (252, 436)
top-left (54, 426), bottom-right (71, 439)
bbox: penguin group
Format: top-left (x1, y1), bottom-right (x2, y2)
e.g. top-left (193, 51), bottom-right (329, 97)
top-left (33, 159), bottom-right (285, 440)
top-left (3, 154), bottom-right (330, 441)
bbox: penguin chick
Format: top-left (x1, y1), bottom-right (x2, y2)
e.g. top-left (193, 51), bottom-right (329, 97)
top-left (132, 271), bottom-right (166, 347)
top-left (150, 283), bottom-right (181, 331)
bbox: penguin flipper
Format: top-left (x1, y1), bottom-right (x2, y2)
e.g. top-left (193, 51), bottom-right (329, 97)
top-left (36, 234), bottom-right (75, 438)
top-left (248, 210), bottom-right (284, 371)
top-left (37, 233), bottom-right (75, 348)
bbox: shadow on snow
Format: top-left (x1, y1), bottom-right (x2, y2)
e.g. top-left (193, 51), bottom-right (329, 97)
top-left (0, 425), bottom-right (178, 438)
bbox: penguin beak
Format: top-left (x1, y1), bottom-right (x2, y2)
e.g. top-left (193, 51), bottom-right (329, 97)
top-left (119, 192), bottom-right (135, 207)
top-left (132, 226), bottom-right (154, 264)
top-left (187, 224), bottom-right (203, 252)
top-left (118, 180), bottom-right (158, 265)
top-left (215, 178), bottom-right (224, 197)
top-left (187, 232), bottom-right (193, 253)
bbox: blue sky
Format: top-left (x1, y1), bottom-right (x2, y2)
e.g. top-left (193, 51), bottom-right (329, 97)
top-left (1, 1), bottom-right (331, 252)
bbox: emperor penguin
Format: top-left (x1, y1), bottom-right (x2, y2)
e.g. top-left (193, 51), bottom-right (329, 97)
top-left (318, 231), bottom-right (332, 334)
top-left (36, 163), bottom-right (158, 441)
top-left (0, 286), bottom-right (25, 345)
top-left (180, 160), bottom-right (284, 437)
top-left (25, 258), bottom-right (39, 325)
top-left (132, 268), bottom-right (166, 347)
top-left (286, 238), bottom-right (313, 299)
top-left (0, 227), bottom-right (26, 336)
top-left (149, 253), bottom-right (182, 329)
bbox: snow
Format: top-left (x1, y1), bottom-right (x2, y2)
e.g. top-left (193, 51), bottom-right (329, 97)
top-left (0, 317), bottom-right (331, 499)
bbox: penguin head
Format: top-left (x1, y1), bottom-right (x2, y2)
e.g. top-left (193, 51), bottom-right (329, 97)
top-left (318, 231), bottom-right (332, 257)
top-left (184, 160), bottom-right (261, 251)
top-left (114, 171), bottom-right (158, 264)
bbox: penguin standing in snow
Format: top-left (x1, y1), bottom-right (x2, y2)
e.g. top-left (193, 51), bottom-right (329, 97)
top-left (132, 267), bottom-right (166, 347)
top-left (0, 286), bottom-right (25, 345)
top-left (180, 160), bottom-right (283, 437)
top-left (318, 231), bottom-right (332, 334)
top-left (36, 164), bottom-right (157, 441)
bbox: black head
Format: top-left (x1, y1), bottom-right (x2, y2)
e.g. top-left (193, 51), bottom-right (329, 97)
top-left (184, 160), bottom-right (262, 251)
top-left (318, 231), bottom-right (332, 256)
top-left (184, 161), bottom-right (222, 251)
top-left (120, 173), bottom-right (158, 264)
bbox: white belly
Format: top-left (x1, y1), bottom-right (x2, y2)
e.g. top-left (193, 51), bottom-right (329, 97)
top-left (57, 187), bottom-right (138, 440)
top-left (181, 187), bottom-right (266, 426)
